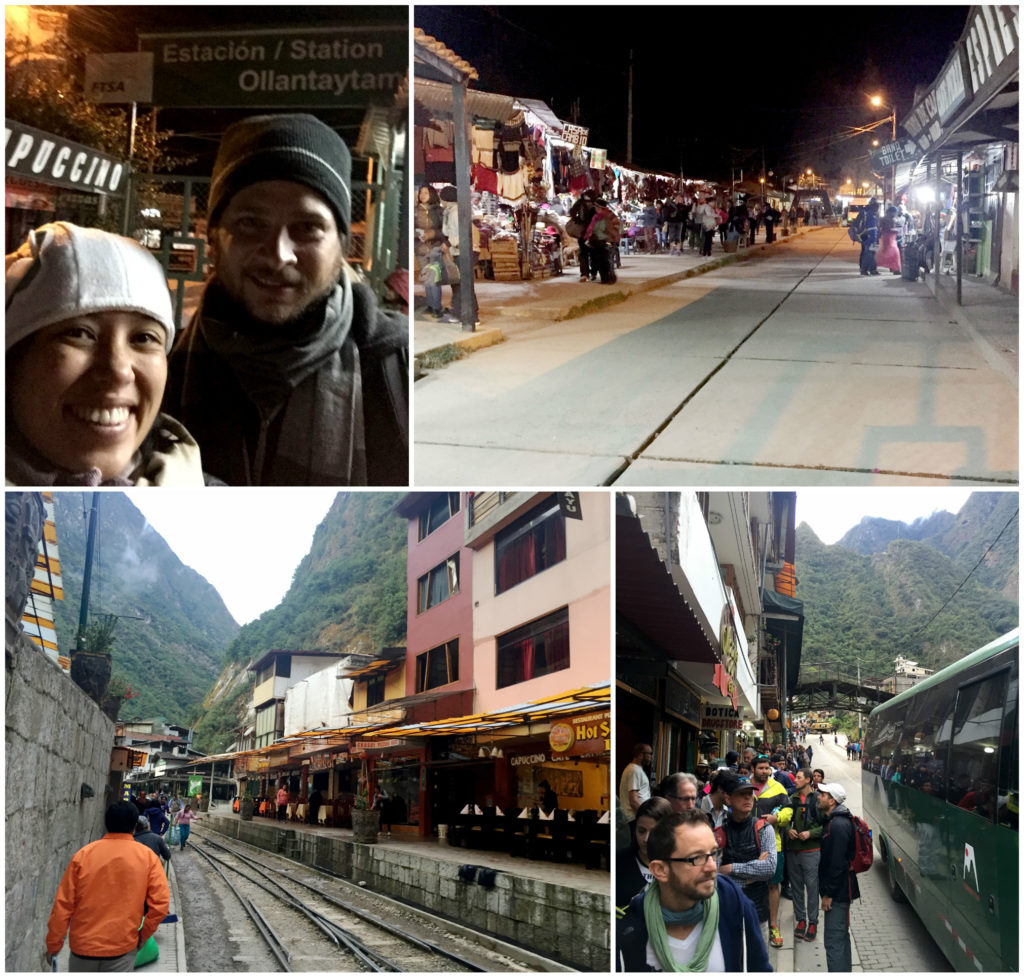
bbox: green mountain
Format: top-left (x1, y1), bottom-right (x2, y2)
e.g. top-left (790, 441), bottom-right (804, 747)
top-left (837, 492), bottom-right (1018, 599)
top-left (193, 492), bottom-right (408, 752)
top-left (51, 492), bottom-right (239, 721)
top-left (796, 493), bottom-right (1018, 682)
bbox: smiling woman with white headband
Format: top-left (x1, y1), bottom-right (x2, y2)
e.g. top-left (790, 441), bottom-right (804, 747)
top-left (5, 222), bottom-right (208, 486)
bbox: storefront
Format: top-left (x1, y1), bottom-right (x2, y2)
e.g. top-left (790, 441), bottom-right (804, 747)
top-left (900, 6), bottom-right (1018, 296)
top-left (5, 119), bottom-right (130, 251)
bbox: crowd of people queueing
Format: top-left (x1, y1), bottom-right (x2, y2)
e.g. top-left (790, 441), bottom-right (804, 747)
top-left (617, 740), bottom-right (862, 972)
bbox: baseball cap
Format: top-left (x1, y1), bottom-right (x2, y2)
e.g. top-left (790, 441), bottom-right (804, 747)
top-left (819, 783), bottom-right (847, 805)
top-left (724, 774), bottom-right (755, 794)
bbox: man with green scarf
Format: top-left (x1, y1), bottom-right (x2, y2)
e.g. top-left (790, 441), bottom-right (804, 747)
top-left (617, 810), bottom-right (772, 972)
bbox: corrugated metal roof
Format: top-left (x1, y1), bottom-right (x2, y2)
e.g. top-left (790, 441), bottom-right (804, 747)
top-left (516, 98), bottom-right (564, 134)
top-left (413, 77), bottom-right (516, 124)
top-left (413, 28), bottom-right (479, 81)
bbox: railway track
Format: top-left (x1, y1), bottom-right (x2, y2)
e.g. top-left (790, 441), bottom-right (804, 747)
top-left (187, 833), bottom-right (537, 972)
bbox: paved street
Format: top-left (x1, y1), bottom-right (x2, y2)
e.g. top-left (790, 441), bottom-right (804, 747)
top-left (414, 227), bottom-right (1017, 487)
top-left (778, 733), bottom-right (954, 973)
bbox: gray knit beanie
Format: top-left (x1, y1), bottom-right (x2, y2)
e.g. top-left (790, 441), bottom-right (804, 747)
top-left (207, 113), bottom-right (352, 234)
top-left (5, 222), bottom-right (175, 353)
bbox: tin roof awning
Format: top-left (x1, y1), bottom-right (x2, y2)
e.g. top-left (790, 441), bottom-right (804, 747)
top-left (516, 98), bottom-right (564, 134)
top-left (362, 682), bottom-right (610, 738)
top-left (413, 77), bottom-right (517, 124)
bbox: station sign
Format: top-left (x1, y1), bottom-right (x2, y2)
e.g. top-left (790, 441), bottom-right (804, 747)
top-left (139, 25), bottom-right (406, 108)
top-left (5, 120), bottom-right (128, 194)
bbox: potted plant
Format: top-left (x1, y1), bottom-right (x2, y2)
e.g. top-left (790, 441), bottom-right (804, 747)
top-left (350, 770), bottom-right (379, 844)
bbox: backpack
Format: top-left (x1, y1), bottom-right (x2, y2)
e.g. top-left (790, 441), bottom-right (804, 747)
top-left (714, 817), bottom-right (769, 855)
top-left (848, 814), bottom-right (874, 873)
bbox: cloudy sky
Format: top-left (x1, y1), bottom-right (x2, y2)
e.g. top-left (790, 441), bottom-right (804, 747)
top-left (130, 488), bottom-right (982, 626)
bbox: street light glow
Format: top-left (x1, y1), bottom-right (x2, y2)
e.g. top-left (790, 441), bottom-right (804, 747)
top-left (870, 95), bottom-right (883, 107)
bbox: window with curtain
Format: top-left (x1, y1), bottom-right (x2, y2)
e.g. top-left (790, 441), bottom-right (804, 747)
top-left (496, 608), bottom-right (570, 689)
top-left (417, 552), bottom-right (460, 613)
top-left (416, 639), bottom-right (459, 692)
top-left (494, 499), bottom-right (566, 594)
top-left (418, 493), bottom-right (461, 540)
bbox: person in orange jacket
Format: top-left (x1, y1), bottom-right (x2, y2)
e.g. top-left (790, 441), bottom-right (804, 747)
top-left (46, 800), bottom-right (169, 970)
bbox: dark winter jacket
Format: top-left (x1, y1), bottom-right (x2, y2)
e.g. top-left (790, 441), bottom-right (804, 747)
top-left (164, 278), bottom-right (408, 486)
top-left (144, 805), bottom-right (169, 836)
top-left (135, 828), bottom-right (171, 861)
top-left (617, 875), bottom-right (773, 971)
top-left (819, 805), bottom-right (861, 902)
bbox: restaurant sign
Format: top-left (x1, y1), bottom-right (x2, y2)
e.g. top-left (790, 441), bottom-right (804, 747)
top-left (5, 120), bottom-right (129, 194)
top-left (140, 26), bottom-right (406, 108)
top-left (549, 710), bottom-right (610, 756)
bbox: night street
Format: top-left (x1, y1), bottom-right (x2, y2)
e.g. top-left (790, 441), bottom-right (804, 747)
top-left (414, 227), bottom-right (1017, 487)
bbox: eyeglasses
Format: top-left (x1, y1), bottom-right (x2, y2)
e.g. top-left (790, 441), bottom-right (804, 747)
top-left (663, 848), bottom-right (723, 867)
top-left (756, 754), bottom-right (771, 761)
top-left (668, 794), bottom-right (698, 802)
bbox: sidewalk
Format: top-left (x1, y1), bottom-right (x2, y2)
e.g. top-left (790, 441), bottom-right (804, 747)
top-left (413, 225), bottom-right (827, 361)
top-left (931, 271), bottom-right (1019, 381)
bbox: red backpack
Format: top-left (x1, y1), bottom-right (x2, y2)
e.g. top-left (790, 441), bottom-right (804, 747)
top-left (848, 814), bottom-right (874, 874)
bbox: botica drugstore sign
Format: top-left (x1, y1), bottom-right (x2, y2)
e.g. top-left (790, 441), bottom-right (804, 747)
top-left (5, 120), bottom-right (128, 194)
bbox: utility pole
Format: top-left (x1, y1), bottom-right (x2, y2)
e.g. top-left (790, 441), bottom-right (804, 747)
top-left (626, 49), bottom-right (633, 166)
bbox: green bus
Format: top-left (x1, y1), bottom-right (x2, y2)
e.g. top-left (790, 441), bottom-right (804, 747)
top-left (863, 628), bottom-right (1018, 972)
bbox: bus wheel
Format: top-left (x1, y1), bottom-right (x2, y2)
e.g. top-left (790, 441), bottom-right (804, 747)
top-left (885, 848), bottom-right (907, 903)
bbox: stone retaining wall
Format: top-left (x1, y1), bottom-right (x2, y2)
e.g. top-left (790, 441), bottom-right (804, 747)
top-left (205, 814), bottom-right (609, 970)
top-left (5, 630), bottom-right (114, 972)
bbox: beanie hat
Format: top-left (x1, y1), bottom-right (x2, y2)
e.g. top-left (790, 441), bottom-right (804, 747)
top-left (5, 222), bottom-right (175, 353)
top-left (207, 113), bottom-right (352, 234)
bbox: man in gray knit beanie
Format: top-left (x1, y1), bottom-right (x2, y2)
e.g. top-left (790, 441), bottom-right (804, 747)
top-left (163, 113), bottom-right (408, 486)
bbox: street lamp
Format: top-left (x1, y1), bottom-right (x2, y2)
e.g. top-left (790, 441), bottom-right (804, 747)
top-left (870, 94), bottom-right (897, 202)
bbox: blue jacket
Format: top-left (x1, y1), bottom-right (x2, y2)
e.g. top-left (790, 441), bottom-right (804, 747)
top-left (617, 874), bottom-right (772, 971)
top-left (145, 804), bottom-right (169, 836)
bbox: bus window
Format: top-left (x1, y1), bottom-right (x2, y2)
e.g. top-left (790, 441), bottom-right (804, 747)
top-left (997, 670), bottom-right (1017, 831)
top-left (897, 681), bottom-right (953, 797)
top-left (948, 672), bottom-right (1006, 823)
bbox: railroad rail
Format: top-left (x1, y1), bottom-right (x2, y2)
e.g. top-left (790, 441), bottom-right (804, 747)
top-left (189, 834), bottom-right (501, 972)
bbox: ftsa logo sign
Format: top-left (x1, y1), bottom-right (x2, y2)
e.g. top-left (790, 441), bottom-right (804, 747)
top-left (963, 843), bottom-right (980, 892)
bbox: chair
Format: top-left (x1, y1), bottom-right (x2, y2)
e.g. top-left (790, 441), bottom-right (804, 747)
top-left (317, 804), bottom-right (329, 825)
top-left (295, 803), bottom-right (306, 823)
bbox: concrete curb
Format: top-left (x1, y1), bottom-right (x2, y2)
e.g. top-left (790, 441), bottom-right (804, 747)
top-left (413, 226), bottom-right (828, 366)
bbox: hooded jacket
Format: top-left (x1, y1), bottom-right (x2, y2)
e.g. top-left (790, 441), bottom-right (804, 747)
top-left (819, 805), bottom-right (861, 902)
top-left (616, 875), bottom-right (772, 972)
top-left (164, 277), bottom-right (408, 486)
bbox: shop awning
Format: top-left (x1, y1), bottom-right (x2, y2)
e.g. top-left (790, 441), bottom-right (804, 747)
top-left (413, 28), bottom-right (479, 82)
top-left (516, 98), bottom-right (564, 134)
top-left (616, 504), bottom-right (719, 664)
top-left (341, 656), bottom-right (404, 679)
top-left (761, 587), bottom-right (804, 695)
top-left (413, 77), bottom-right (517, 124)
top-left (362, 682), bottom-right (610, 738)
